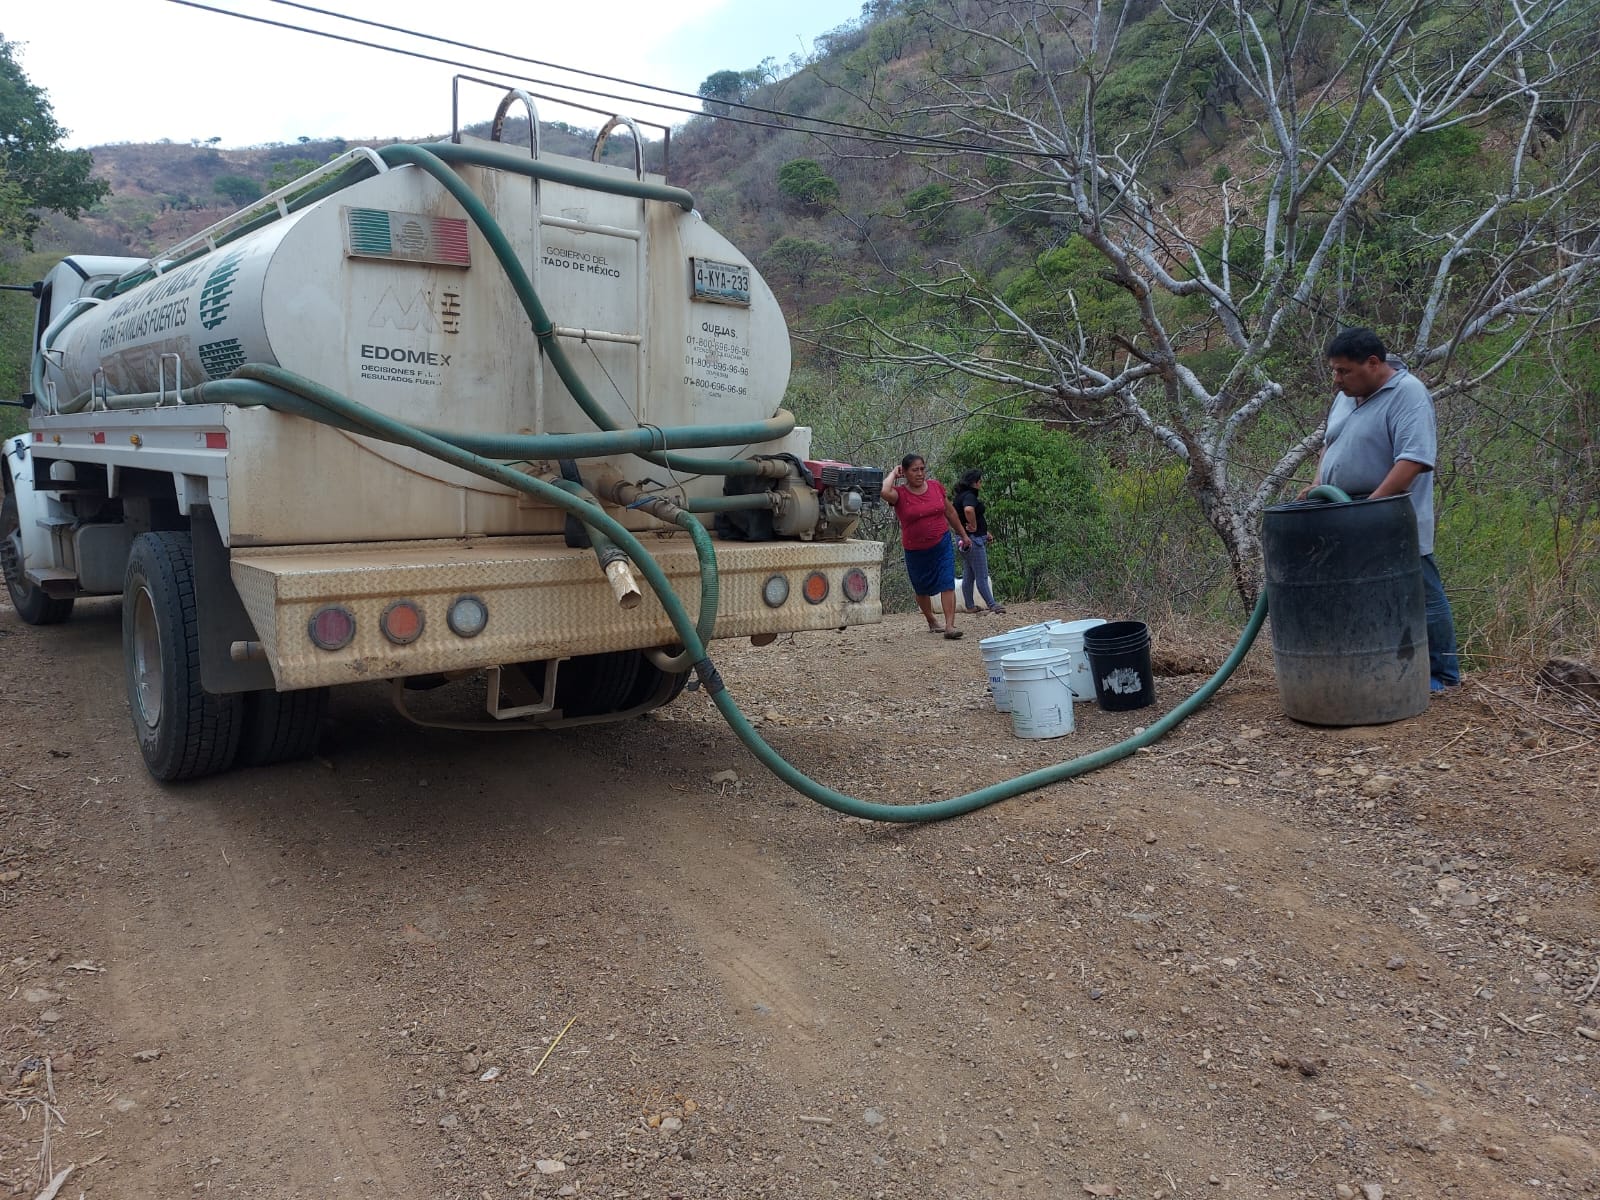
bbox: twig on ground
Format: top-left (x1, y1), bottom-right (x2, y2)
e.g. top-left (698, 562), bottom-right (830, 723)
top-left (529, 1016), bottom-right (577, 1080)
top-left (1576, 961), bottom-right (1600, 1005)
top-left (1498, 1011), bottom-right (1557, 1037)
top-left (1526, 740), bottom-right (1594, 761)
top-left (1472, 682), bottom-right (1598, 738)
top-left (1152, 737), bottom-right (1218, 760)
top-left (1201, 758), bottom-right (1260, 774)
top-left (796, 1114), bottom-right (835, 1125)
top-left (1434, 725), bottom-right (1476, 758)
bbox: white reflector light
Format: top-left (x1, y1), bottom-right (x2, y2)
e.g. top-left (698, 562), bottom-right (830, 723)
top-left (447, 595), bottom-right (489, 637)
top-left (762, 574), bottom-right (790, 608)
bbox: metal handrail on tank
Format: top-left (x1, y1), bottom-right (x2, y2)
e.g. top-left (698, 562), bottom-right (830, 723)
top-left (490, 88), bottom-right (542, 158)
top-left (111, 148), bottom-right (390, 290)
top-left (592, 115), bottom-right (646, 181)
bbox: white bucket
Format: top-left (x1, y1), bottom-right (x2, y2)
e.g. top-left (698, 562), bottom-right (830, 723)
top-left (1046, 618), bottom-right (1108, 701)
top-left (979, 626), bottom-right (1050, 711)
top-left (1000, 647), bottom-right (1076, 739)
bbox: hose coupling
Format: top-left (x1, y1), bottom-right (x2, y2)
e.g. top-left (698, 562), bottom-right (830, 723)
top-left (603, 558), bottom-right (643, 609)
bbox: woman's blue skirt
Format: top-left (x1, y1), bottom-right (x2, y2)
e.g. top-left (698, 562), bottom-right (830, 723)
top-left (904, 533), bottom-right (955, 597)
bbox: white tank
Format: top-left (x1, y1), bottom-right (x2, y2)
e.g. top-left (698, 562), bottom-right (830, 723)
top-left (45, 142), bottom-right (791, 490)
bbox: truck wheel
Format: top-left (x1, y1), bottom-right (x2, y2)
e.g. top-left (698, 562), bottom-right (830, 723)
top-left (2, 491), bottom-right (74, 625)
top-left (123, 532), bottom-right (243, 781)
top-left (237, 687), bottom-right (328, 767)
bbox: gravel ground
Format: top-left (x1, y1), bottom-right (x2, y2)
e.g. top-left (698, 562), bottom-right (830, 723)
top-left (2, 595), bottom-right (1597, 1199)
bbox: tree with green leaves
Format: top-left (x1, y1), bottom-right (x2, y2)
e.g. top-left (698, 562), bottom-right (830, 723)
top-left (832, 0), bottom-right (1600, 604)
top-left (777, 159), bottom-right (840, 210)
top-left (212, 173), bottom-right (262, 207)
top-left (765, 236), bottom-right (836, 291)
top-left (943, 421), bottom-right (1110, 600)
top-left (699, 69), bottom-right (751, 115)
top-left (0, 35), bottom-right (108, 247)
top-left (264, 158), bottom-right (321, 193)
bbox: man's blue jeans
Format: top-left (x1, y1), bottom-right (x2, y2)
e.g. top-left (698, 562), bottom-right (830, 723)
top-left (1421, 554), bottom-right (1459, 686)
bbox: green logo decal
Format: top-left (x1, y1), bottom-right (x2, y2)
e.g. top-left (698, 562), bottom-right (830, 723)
top-left (199, 250), bottom-right (245, 331)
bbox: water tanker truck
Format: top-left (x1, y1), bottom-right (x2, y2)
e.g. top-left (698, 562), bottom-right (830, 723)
top-left (2, 89), bottom-right (885, 781)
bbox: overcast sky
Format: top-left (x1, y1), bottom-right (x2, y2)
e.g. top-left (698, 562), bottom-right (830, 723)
top-left (6, 0), bottom-right (867, 148)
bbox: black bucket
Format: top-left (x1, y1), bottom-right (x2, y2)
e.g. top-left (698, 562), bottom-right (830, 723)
top-left (1262, 494), bottom-right (1428, 726)
top-left (1084, 620), bottom-right (1155, 711)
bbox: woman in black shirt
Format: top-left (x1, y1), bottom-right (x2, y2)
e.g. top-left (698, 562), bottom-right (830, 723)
top-left (954, 469), bottom-right (1005, 614)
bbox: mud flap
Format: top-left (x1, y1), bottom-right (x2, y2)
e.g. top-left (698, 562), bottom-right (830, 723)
top-left (193, 507), bottom-right (275, 695)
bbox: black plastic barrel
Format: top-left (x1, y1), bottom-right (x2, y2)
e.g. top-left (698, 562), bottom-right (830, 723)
top-left (1084, 620), bottom-right (1156, 711)
top-left (1262, 494), bottom-right (1428, 725)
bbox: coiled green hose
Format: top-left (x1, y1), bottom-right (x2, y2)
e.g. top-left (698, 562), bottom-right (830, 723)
top-left (226, 363), bottom-right (1277, 824)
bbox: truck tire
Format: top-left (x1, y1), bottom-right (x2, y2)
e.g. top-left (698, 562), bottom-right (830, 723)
top-left (123, 531), bottom-right (243, 781)
top-left (2, 491), bottom-right (74, 625)
top-left (237, 687), bottom-right (329, 767)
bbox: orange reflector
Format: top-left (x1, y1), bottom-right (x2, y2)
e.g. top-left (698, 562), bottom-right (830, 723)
top-left (802, 571), bottom-right (830, 604)
top-left (380, 599), bottom-right (425, 645)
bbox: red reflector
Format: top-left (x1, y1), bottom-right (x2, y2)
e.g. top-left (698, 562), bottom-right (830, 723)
top-left (33, 432), bottom-right (43, 442)
top-left (91, 431), bottom-right (106, 444)
top-left (842, 568), bottom-right (870, 603)
top-left (205, 432), bottom-right (228, 449)
top-left (307, 605), bottom-right (356, 651)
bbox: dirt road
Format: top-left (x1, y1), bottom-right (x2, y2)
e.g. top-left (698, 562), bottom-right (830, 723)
top-left (2, 596), bottom-right (1597, 1199)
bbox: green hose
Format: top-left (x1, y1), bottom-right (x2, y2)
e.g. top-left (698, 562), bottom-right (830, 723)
top-left (683, 494), bottom-right (776, 514)
top-left (420, 140), bottom-right (695, 211)
top-left (223, 363), bottom-right (1271, 824)
top-left (36, 139), bottom-right (1276, 821)
top-left (53, 378), bottom-right (792, 458)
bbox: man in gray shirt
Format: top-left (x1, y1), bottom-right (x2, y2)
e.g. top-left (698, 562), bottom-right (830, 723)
top-left (1314, 327), bottom-right (1460, 689)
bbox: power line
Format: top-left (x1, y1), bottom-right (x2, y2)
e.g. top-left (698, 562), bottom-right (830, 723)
top-left (269, 0), bottom-right (927, 145)
top-left (165, 0), bottom-right (1066, 160)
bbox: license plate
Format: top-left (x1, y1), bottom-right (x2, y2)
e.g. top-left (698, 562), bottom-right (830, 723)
top-left (689, 257), bottom-right (751, 307)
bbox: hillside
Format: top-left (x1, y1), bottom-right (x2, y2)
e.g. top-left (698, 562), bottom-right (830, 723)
top-left (5, 0), bottom-right (1595, 662)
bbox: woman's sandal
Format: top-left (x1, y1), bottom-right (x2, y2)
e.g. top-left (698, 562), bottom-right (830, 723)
top-left (988, 605), bottom-right (1008, 614)
top-left (962, 607), bottom-right (982, 615)
top-left (943, 629), bottom-right (965, 640)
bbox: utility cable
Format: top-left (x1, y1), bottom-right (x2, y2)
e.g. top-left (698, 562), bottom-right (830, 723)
top-left (164, 0), bottom-right (1072, 160)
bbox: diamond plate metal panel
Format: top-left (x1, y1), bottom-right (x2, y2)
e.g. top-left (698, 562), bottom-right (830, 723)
top-left (231, 536), bottom-right (884, 690)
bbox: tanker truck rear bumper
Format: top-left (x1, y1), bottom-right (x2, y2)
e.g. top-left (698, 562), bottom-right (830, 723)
top-left (230, 535), bottom-right (884, 691)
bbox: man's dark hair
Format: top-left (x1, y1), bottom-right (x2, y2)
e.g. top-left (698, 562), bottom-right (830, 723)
top-left (1326, 327), bottom-right (1388, 362)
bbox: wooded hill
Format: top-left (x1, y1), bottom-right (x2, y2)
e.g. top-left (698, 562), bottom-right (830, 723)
top-left (5, 0), bottom-right (1595, 661)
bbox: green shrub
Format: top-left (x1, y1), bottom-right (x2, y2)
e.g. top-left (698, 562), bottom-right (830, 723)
top-left (942, 421), bottom-right (1112, 600)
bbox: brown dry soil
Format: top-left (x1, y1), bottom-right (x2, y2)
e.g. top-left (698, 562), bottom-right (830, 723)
top-left (2, 595), bottom-right (1598, 1200)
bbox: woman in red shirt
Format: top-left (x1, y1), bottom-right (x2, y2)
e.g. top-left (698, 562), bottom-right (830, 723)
top-left (880, 453), bottom-right (971, 639)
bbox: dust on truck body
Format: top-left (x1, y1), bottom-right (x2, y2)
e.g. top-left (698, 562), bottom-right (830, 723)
top-left (2, 97), bottom-right (885, 780)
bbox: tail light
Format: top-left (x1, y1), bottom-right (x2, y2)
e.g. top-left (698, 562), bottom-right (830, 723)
top-left (842, 568), bottom-right (870, 602)
top-left (308, 605), bottom-right (356, 650)
top-left (801, 572), bottom-right (830, 604)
